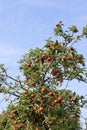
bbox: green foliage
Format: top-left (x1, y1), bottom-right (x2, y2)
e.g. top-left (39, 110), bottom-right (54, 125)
top-left (0, 21), bottom-right (87, 130)
top-left (82, 25), bottom-right (87, 38)
top-left (69, 25), bottom-right (78, 33)
top-left (0, 89), bottom-right (82, 130)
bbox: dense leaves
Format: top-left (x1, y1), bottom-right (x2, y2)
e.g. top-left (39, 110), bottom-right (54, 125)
top-left (0, 89), bottom-right (83, 130)
top-left (0, 21), bottom-right (87, 130)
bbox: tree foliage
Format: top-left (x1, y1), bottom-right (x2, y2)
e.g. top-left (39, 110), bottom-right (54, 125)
top-left (0, 21), bottom-right (87, 130)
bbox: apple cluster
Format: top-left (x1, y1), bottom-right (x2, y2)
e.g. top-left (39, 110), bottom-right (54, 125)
top-left (0, 22), bottom-right (87, 130)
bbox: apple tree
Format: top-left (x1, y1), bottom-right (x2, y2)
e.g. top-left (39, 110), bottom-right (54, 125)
top-left (0, 21), bottom-right (87, 130)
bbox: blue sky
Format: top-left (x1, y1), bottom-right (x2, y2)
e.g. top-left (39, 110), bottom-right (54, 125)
top-left (0, 0), bottom-right (87, 67)
top-left (0, 0), bottom-right (87, 128)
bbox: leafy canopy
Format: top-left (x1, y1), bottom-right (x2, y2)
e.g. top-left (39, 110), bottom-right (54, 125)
top-left (0, 21), bottom-right (87, 130)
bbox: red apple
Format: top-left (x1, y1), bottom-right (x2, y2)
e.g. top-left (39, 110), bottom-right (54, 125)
top-left (61, 42), bottom-right (65, 45)
top-left (9, 114), bottom-right (13, 119)
top-left (57, 78), bottom-right (63, 83)
top-left (26, 63), bottom-right (31, 67)
top-left (57, 97), bottom-right (62, 102)
top-left (49, 121), bottom-right (53, 126)
top-left (56, 23), bottom-right (60, 27)
top-left (31, 82), bottom-right (36, 86)
top-left (54, 97), bottom-right (62, 104)
top-left (26, 77), bottom-right (30, 80)
top-left (41, 88), bottom-right (46, 93)
top-left (39, 106), bottom-right (44, 112)
top-left (12, 109), bottom-right (17, 114)
top-left (23, 90), bottom-right (28, 94)
top-left (34, 59), bottom-right (39, 63)
top-left (67, 56), bottom-right (72, 60)
top-left (47, 57), bottom-right (53, 62)
top-left (14, 120), bottom-right (18, 125)
top-left (18, 124), bottom-right (23, 129)
top-left (62, 55), bottom-right (67, 61)
top-left (31, 93), bottom-right (35, 98)
top-left (52, 69), bottom-right (59, 75)
top-left (70, 47), bottom-right (74, 51)
top-left (59, 79), bottom-right (63, 83)
top-left (48, 92), bottom-right (53, 96)
top-left (54, 99), bottom-right (59, 104)
top-left (71, 97), bottom-right (77, 102)
top-left (40, 55), bottom-right (47, 60)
